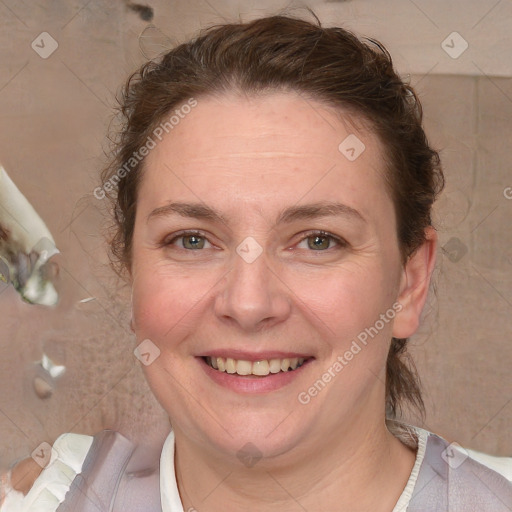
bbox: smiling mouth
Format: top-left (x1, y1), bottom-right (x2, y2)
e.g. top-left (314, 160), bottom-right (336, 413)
top-left (203, 356), bottom-right (312, 377)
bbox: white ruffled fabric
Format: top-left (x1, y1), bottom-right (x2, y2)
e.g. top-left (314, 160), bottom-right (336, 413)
top-left (1, 433), bottom-right (93, 512)
top-left (2, 424), bottom-right (511, 511)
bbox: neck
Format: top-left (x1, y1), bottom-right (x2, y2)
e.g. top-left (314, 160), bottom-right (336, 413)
top-left (172, 412), bottom-right (416, 512)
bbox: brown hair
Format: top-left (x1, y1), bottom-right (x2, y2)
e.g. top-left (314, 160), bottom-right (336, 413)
top-left (101, 10), bottom-right (444, 420)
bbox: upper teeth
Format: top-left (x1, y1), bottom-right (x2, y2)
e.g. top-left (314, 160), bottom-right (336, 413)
top-left (207, 357), bottom-right (306, 376)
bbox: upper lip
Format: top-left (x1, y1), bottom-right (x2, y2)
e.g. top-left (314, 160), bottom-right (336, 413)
top-left (198, 349), bottom-right (314, 362)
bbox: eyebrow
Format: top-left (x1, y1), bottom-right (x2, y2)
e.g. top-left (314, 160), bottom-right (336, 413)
top-left (146, 200), bottom-right (365, 225)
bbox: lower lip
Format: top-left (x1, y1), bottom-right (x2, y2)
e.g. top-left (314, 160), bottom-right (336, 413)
top-left (198, 357), bottom-right (312, 393)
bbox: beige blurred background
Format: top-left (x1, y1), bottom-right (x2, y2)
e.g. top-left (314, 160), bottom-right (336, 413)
top-left (0, 0), bottom-right (511, 470)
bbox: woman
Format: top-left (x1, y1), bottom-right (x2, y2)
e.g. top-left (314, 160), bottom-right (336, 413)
top-left (2, 12), bottom-right (511, 512)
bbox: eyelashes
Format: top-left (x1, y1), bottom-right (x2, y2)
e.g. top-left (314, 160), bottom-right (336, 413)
top-left (161, 229), bottom-right (348, 252)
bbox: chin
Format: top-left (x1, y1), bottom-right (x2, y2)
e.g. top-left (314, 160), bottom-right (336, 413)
top-left (199, 415), bottom-right (311, 464)
top-left (165, 394), bottom-right (313, 463)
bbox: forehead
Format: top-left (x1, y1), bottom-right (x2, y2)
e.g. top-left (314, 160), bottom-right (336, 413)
top-left (139, 91), bottom-right (391, 224)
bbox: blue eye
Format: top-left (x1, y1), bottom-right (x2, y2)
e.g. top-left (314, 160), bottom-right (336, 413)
top-left (162, 230), bottom-right (346, 252)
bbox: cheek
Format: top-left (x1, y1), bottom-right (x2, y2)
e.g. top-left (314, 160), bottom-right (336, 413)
top-left (130, 269), bottom-right (203, 415)
top-left (130, 264), bottom-right (217, 347)
top-left (303, 263), bottom-right (397, 339)
top-left (317, 265), bottom-right (400, 388)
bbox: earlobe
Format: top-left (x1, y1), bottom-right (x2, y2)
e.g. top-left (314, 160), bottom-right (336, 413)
top-left (392, 227), bottom-right (438, 339)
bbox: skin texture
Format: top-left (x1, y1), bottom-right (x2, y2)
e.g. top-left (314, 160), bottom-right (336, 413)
top-left (130, 90), bottom-right (437, 511)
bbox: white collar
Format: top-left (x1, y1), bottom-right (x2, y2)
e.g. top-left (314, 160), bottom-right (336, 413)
top-left (160, 429), bottom-right (184, 512)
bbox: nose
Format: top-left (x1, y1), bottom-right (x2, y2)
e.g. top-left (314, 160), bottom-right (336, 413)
top-left (213, 241), bottom-right (292, 332)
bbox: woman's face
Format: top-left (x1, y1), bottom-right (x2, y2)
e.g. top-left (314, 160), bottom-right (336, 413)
top-left (130, 91), bottom-right (412, 459)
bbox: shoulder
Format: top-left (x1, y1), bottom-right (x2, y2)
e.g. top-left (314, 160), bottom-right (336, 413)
top-left (465, 446), bottom-right (512, 481)
top-left (389, 421), bottom-right (512, 511)
top-left (415, 427), bottom-right (512, 509)
top-left (420, 428), bottom-right (512, 482)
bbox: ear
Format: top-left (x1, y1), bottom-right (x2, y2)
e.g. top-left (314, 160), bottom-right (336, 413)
top-left (392, 226), bottom-right (438, 339)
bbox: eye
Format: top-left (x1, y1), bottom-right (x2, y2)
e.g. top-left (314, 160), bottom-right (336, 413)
top-left (296, 230), bottom-right (346, 251)
top-left (161, 230), bottom-right (347, 253)
top-left (163, 230), bottom-right (213, 250)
